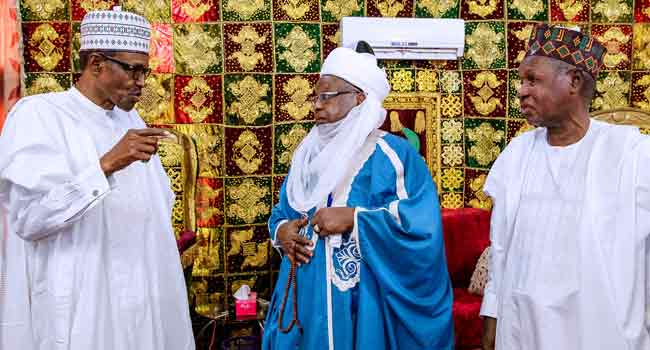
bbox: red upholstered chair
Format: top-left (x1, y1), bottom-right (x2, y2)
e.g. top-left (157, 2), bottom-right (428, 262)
top-left (441, 208), bottom-right (491, 349)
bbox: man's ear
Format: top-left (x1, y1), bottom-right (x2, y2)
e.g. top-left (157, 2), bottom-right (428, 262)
top-left (88, 54), bottom-right (103, 75)
top-left (568, 68), bottom-right (584, 95)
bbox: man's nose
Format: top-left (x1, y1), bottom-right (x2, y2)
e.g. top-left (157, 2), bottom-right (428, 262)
top-left (517, 83), bottom-right (529, 99)
top-left (134, 73), bottom-right (146, 88)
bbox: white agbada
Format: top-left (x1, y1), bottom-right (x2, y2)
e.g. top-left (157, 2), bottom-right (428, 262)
top-left (0, 88), bottom-right (195, 350)
top-left (481, 120), bottom-right (650, 349)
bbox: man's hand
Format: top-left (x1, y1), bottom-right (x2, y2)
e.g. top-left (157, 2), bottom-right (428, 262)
top-left (100, 128), bottom-right (169, 176)
top-left (311, 207), bottom-right (355, 237)
top-left (277, 218), bottom-right (313, 265)
top-left (482, 316), bottom-right (497, 350)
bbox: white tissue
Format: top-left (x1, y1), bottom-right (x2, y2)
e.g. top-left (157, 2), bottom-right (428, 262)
top-left (233, 284), bottom-right (251, 300)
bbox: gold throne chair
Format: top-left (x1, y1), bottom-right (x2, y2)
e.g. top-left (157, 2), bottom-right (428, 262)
top-left (381, 92), bottom-right (442, 190)
top-left (592, 107), bottom-right (650, 135)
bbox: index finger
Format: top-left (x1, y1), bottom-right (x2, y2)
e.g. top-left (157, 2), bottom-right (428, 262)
top-left (133, 128), bottom-right (170, 137)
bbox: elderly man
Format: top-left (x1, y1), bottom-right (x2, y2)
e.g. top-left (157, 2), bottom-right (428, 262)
top-left (481, 24), bottom-right (650, 350)
top-left (0, 8), bottom-right (194, 350)
top-left (262, 44), bottom-right (454, 349)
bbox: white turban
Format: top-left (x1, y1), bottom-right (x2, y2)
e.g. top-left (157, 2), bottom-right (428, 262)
top-left (286, 47), bottom-right (390, 213)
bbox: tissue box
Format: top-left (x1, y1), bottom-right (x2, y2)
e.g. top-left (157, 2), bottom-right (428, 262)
top-left (235, 292), bottom-right (257, 320)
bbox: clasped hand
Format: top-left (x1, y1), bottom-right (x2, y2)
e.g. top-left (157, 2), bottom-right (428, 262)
top-left (276, 207), bottom-right (355, 265)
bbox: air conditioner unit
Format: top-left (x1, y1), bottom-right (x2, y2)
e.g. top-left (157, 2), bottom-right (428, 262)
top-left (340, 17), bottom-right (465, 60)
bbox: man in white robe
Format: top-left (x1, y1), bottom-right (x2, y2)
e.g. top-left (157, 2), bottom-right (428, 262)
top-left (0, 7), bottom-right (195, 350)
top-left (481, 24), bottom-right (650, 350)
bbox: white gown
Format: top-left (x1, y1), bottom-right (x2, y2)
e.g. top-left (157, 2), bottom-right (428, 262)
top-left (0, 88), bottom-right (195, 350)
top-left (481, 120), bottom-right (650, 349)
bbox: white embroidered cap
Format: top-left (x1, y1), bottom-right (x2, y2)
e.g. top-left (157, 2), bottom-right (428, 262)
top-left (80, 6), bottom-right (151, 54)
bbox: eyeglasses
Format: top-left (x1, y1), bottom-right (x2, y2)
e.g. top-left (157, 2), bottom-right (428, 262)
top-left (307, 90), bottom-right (362, 104)
top-left (99, 54), bottom-right (151, 79)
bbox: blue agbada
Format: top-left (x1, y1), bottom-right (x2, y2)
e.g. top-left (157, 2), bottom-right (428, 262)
top-left (262, 130), bottom-right (454, 350)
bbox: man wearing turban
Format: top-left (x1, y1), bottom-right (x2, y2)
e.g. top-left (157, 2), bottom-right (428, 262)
top-left (0, 8), bottom-right (194, 350)
top-left (262, 43), bottom-right (454, 349)
top-left (481, 24), bottom-right (650, 349)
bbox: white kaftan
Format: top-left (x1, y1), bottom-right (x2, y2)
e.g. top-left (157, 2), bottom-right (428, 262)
top-left (0, 88), bottom-right (195, 350)
top-left (481, 120), bottom-right (650, 349)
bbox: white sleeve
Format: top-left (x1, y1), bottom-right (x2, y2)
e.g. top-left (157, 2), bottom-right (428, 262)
top-left (0, 99), bottom-right (112, 241)
top-left (479, 147), bottom-right (511, 319)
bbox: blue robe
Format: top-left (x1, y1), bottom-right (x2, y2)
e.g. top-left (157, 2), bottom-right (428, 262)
top-left (263, 131), bottom-right (454, 350)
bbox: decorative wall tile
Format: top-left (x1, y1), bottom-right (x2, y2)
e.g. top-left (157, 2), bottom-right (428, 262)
top-left (223, 23), bottom-right (274, 73)
top-left (21, 0), bottom-right (69, 21)
top-left (137, 73), bottom-right (175, 124)
top-left (507, 21), bottom-right (537, 69)
top-left (123, 0), bottom-right (172, 23)
top-left (275, 23), bottom-right (321, 73)
top-left (321, 24), bottom-right (340, 59)
top-left (172, 0), bottom-right (219, 22)
top-left (506, 118), bottom-right (533, 142)
top-left (274, 122), bottom-right (313, 174)
top-left (463, 70), bottom-right (508, 118)
top-left (550, 0), bottom-right (589, 22)
top-left (273, 0), bottom-right (320, 21)
top-left (222, 0), bottom-right (271, 20)
top-left (225, 177), bottom-right (272, 225)
top-left (174, 75), bottom-right (223, 123)
top-left (25, 73), bottom-right (70, 96)
top-left (507, 0), bottom-right (547, 20)
top-left (632, 72), bottom-right (650, 111)
top-left (274, 74), bottom-right (318, 122)
top-left (389, 69), bottom-right (416, 92)
top-left (633, 24), bottom-right (650, 70)
top-left (463, 21), bottom-right (506, 70)
top-left (71, 0), bottom-right (117, 20)
top-left (464, 118), bottom-right (506, 168)
top-left (23, 22), bottom-right (71, 72)
top-left (71, 23), bottom-right (82, 73)
top-left (367, 0), bottom-right (413, 17)
top-left (224, 126), bottom-right (273, 176)
top-left (508, 70), bottom-right (523, 118)
top-left (226, 226), bottom-right (270, 273)
top-left (591, 70), bottom-right (631, 112)
top-left (174, 23), bottom-right (222, 74)
top-left (590, 25), bottom-right (632, 71)
top-left (150, 24), bottom-right (175, 73)
top-left (440, 167), bottom-right (464, 192)
top-left (415, 0), bottom-right (459, 18)
top-left (461, 0), bottom-right (504, 20)
top-left (224, 74), bottom-right (273, 125)
top-left (320, 0), bottom-right (364, 22)
top-left (635, 0), bottom-right (650, 22)
top-left (272, 175), bottom-right (286, 205)
top-left (591, 0), bottom-right (633, 23)
top-left (464, 168), bottom-right (492, 209)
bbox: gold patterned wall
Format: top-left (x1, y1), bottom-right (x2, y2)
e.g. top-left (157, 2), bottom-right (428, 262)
top-left (19, 0), bottom-right (650, 334)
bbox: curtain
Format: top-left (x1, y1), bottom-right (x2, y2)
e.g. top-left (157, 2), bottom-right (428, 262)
top-left (0, 0), bottom-right (21, 131)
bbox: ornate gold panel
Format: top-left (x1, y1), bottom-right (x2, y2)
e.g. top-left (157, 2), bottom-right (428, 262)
top-left (382, 92), bottom-right (442, 191)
